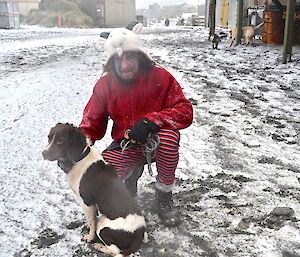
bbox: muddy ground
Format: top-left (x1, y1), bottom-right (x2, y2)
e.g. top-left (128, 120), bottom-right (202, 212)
top-left (1, 27), bottom-right (300, 257)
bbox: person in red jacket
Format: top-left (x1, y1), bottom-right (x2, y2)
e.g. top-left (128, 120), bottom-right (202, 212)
top-left (79, 28), bottom-right (193, 227)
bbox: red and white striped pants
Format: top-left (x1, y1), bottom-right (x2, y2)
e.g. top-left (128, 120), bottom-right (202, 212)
top-left (102, 129), bottom-right (180, 185)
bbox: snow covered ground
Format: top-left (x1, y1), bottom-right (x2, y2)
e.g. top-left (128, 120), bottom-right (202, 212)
top-left (1, 25), bottom-right (300, 257)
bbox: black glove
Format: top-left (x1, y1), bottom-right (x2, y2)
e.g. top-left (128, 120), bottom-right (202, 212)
top-left (128, 118), bottom-right (160, 144)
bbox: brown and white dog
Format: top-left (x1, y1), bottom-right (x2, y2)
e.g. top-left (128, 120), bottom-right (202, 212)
top-left (42, 123), bottom-right (148, 257)
top-left (229, 22), bottom-right (264, 47)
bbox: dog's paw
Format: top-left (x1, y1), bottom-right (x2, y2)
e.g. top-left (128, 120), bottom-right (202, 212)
top-left (93, 243), bottom-right (105, 251)
top-left (82, 233), bottom-right (95, 242)
top-left (94, 243), bottom-right (122, 256)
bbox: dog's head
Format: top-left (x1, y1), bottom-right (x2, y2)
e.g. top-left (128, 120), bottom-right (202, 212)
top-left (42, 123), bottom-right (87, 161)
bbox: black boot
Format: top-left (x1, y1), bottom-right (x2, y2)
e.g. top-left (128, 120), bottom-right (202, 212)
top-left (155, 189), bottom-right (181, 227)
top-left (124, 165), bottom-right (144, 197)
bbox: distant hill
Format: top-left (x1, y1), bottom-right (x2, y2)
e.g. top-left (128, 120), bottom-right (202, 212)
top-left (23, 0), bottom-right (93, 27)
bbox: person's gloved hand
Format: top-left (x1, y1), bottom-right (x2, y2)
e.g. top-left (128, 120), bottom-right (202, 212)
top-left (127, 118), bottom-right (160, 144)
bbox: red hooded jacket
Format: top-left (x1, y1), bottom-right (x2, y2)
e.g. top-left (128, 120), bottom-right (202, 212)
top-left (79, 66), bottom-right (193, 142)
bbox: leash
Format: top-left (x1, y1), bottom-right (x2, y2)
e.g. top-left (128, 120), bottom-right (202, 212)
top-left (74, 146), bottom-right (91, 162)
top-left (120, 133), bottom-right (160, 176)
top-left (120, 139), bottom-right (132, 155)
top-left (142, 134), bottom-right (160, 176)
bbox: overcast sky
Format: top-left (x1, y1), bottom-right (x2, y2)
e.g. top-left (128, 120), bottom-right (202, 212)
top-left (136, 0), bottom-right (206, 9)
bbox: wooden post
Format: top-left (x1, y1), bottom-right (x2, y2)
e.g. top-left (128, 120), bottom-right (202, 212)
top-left (236, 0), bottom-right (244, 45)
top-left (282, 0), bottom-right (296, 64)
top-left (205, 0), bottom-right (210, 28)
top-left (209, 0), bottom-right (216, 39)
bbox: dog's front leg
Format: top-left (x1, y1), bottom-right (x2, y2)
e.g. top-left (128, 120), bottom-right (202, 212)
top-left (82, 204), bottom-right (97, 242)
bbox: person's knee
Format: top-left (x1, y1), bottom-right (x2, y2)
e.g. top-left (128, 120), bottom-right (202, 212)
top-left (157, 129), bottom-right (180, 150)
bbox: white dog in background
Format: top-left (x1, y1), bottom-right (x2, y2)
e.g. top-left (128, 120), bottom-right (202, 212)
top-left (229, 22), bottom-right (264, 47)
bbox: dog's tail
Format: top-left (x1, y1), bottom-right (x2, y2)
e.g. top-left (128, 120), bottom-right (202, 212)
top-left (255, 22), bottom-right (264, 30)
top-left (219, 32), bottom-right (228, 39)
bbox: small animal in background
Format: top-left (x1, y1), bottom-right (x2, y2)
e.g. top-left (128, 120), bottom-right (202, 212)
top-left (219, 31), bottom-right (228, 39)
top-left (229, 22), bottom-right (264, 47)
top-left (212, 34), bottom-right (221, 49)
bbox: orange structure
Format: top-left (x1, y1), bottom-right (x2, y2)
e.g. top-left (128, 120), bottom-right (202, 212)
top-left (262, 5), bottom-right (300, 45)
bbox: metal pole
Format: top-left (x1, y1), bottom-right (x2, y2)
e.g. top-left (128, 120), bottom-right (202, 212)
top-left (236, 0), bottom-right (244, 45)
top-left (282, 0), bottom-right (296, 64)
top-left (209, 0), bottom-right (216, 39)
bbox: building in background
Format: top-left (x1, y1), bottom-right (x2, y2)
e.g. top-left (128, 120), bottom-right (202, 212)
top-left (76, 0), bottom-right (136, 27)
top-left (0, 1), bottom-right (20, 28)
top-left (206, 0), bottom-right (300, 45)
top-left (214, 0), bottom-right (265, 28)
top-left (17, 0), bottom-right (40, 16)
top-left (0, 0), bottom-right (40, 17)
top-left (145, 2), bottom-right (200, 19)
top-left (1, 0), bottom-right (40, 28)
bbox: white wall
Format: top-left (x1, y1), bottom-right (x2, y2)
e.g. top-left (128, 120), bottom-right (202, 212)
top-left (17, 0), bottom-right (40, 16)
top-left (105, 0), bottom-right (136, 27)
top-left (228, 0), bottom-right (237, 28)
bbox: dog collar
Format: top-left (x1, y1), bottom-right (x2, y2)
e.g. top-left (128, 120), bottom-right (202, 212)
top-left (74, 146), bottom-right (91, 162)
top-left (58, 146), bottom-right (91, 174)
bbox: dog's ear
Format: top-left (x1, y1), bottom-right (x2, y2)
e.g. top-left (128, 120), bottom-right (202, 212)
top-left (49, 123), bottom-right (62, 136)
top-left (132, 23), bottom-right (143, 34)
top-left (66, 126), bottom-right (87, 160)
